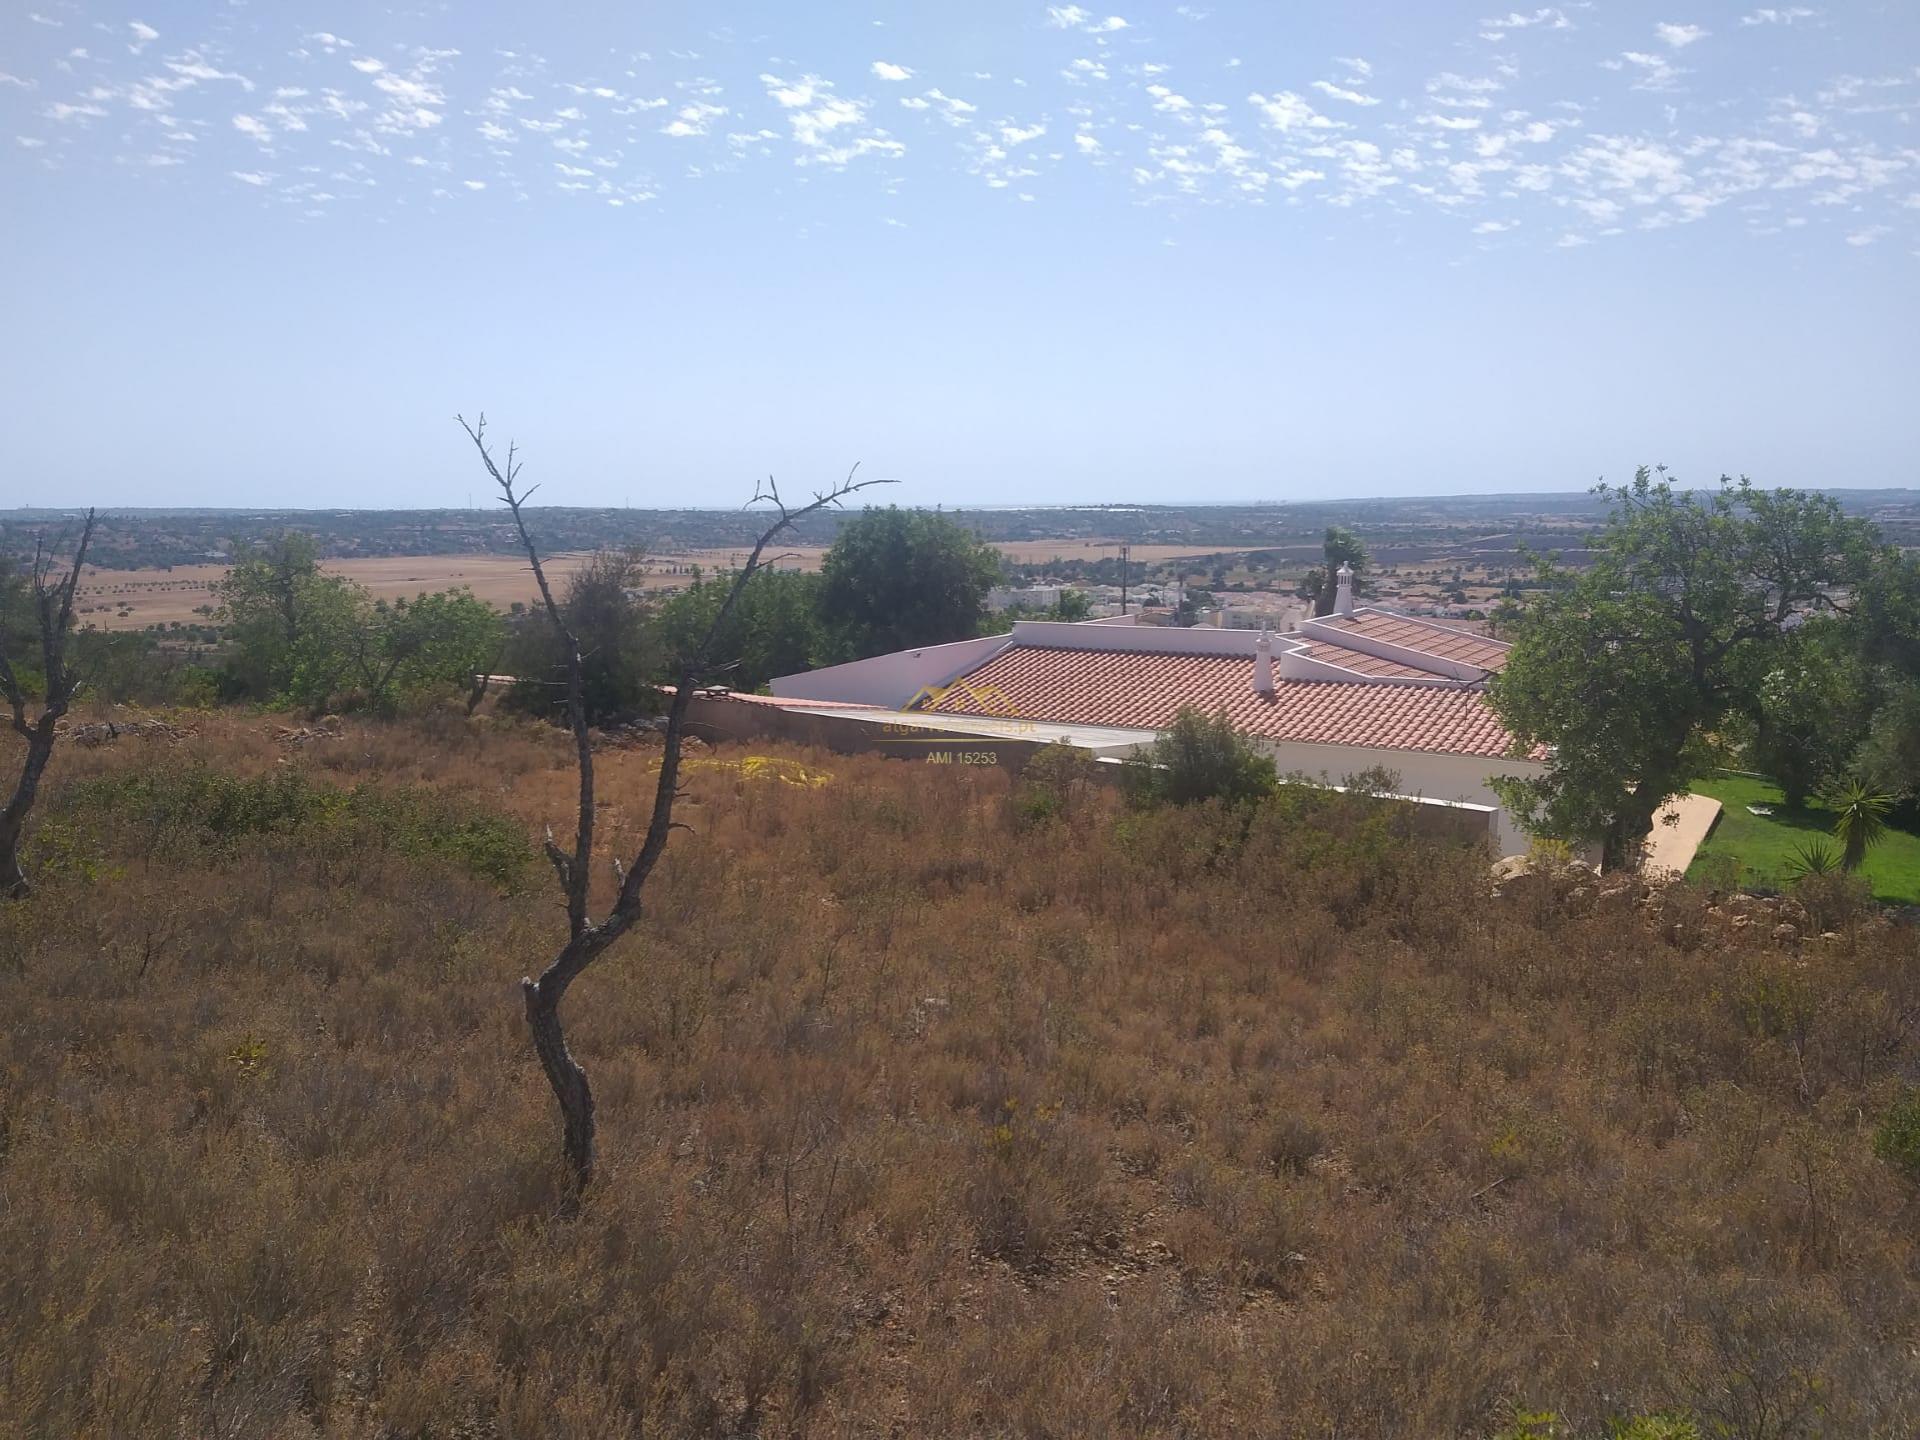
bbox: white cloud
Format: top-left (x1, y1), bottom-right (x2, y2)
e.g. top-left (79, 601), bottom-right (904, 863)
top-left (662, 101), bottom-right (726, 137)
top-left (871, 61), bottom-right (913, 82)
top-left (230, 170), bottom-right (273, 185)
top-left (1312, 80), bottom-right (1380, 106)
top-left (1479, 8), bottom-right (1572, 40)
top-left (1473, 218), bottom-right (1517, 233)
top-left (1046, 6), bottom-right (1128, 33)
top-left (1248, 90), bottom-right (1340, 132)
top-left (128, 21), bottom-right (158, 54)
top-left (232, 113), bottom-right (271, 141)
top-left (463, 179), bottom-right (486, 190)
top-left (351, 57), bottom-right (386, 75)
top-left (1603, 51), bottom-right (1685, 91)
top-left (1337, 57), bottom-right (1374, 79)
top-left (1654, 22), bottom-right (1708, 48)
top-left (166, 57), bottom-right (255, 92)
top-left (1846, 224), bottom-right (1890, 246)
top-left (760, 73), bottom-right (903, 165)
top-left (1741, 8), bottom-right (1815, 24)
top-left (1001, 121), bottom-right (1047, 144)
top-left (45, 101), bottom-right (108, 122)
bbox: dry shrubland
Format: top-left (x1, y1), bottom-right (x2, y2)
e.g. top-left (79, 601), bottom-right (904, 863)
top-left (2, 709), bottom-right (1918, 1438)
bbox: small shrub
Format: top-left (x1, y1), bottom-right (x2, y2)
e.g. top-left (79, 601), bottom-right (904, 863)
top-left (1792, 869), bottom-right (1872, 933)
top-left (1012, 741), bottom-right (1098, 828)
top-left (1873, 1092), bottom-right (1920, 1181)
top-left (1783, 837), bottom-right (1841, 881)
top-left (1122, 707), bottom-right (1277, 810)
top-left (1609, 1414), bottom-right (1700, 1440)
top-left (59, 766), bottom-right (532, 888)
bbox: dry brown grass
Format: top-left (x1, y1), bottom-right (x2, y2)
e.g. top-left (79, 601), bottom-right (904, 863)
top-left (2, 709), bottom-right (1918, 1437)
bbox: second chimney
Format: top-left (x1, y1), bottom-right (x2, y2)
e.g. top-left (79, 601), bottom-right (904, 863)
top-left (1335, 563), bottom-right (1355, 616)
top-left (1253, 627), bottom-right (1274, 696)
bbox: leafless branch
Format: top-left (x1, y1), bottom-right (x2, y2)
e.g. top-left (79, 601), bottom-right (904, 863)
top-left (1, 508), bottom-right (98, 898)
top-left (456, 414), bottom-right (887, 1191)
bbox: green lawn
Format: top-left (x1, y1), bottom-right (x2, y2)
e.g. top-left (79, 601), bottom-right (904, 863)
top-left (1685, 774), bottom-right (1920, 905)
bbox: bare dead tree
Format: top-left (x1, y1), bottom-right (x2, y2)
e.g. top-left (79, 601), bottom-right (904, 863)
top-left (0, 509), bottom-right (99, 899)
top-left (457, 414), bottom-right (885, 1192)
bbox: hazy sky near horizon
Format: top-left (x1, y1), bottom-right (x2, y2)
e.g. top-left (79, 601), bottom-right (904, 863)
top-left (4, 1), bottom-right (1917, 510)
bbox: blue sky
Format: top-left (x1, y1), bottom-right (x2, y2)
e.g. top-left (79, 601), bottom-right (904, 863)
top-left (4, 2), bottom-right (1917, 509)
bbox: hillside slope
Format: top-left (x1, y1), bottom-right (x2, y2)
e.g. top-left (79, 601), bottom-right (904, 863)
top-left (3, 712), bottom-right (1917, 1437)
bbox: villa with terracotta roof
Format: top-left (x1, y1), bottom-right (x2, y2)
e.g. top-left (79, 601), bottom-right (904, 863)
top-left (757, 566), bottom-right (1548, 853)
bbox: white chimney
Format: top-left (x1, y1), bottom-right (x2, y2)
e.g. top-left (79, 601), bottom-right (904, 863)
top-left (1334, 562), bottom-right (1355, 617)
top-left (1253, 627), bottom-right (1274, 695)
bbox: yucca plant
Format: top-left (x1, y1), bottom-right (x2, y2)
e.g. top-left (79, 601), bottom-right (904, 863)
top-left (1784, 836), bottom-right (1842, 880)
top-left (1826, 778), bottom-right (1893, 872)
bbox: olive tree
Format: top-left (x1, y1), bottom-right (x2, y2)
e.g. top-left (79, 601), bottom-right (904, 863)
top-left (1489, 470), bottom-right (1875, 867)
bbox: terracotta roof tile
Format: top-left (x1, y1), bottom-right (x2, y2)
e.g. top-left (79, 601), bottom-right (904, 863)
top-left (918, 645), bottom-right (1522, 759)
top-left (1298, 639), bottom-right (1439, 680)
top-left (1317, 610), bottom-right (1511, 673)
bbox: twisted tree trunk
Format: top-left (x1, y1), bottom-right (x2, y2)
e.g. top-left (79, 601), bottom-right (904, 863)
top-left (458, 412), bottom-right (881, 1193)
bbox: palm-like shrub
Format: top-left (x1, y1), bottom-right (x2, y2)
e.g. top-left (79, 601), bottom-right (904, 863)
top-left (1826, 778), bottom-right (1893, 871)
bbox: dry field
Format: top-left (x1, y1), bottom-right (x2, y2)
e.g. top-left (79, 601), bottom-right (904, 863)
top-left (3, 709), bottom-right (1918, 1436)
top-left (995, 539), bottom-right (1249, 566)
top-left (73, 542), bottom-right (1249, 631)
top-left (73, 548), bottom-right (829, 630)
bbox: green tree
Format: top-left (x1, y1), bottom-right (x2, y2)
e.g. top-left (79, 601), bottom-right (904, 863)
top-left (817, 507), bottom-right (1001, 661)
top-left (1299, 526), bottom-right (1369, 618)
top-left (653, 568), bottom-right (821, 691)
top-left (352, 587), bottom-right (504, 713)
top-left (1053, 588), bottom-right (1092, 622)
top-left (216, 533), bottom-right (368, 713)
top-left (1744, 621), bottom-right (1870, 808)
top-left (1488, 470), bottom-right (1875, 867)
top-left (501, 547), bottom-right (662, 724)
top-left (1848, 548), bottom-right (1920, 810)
top-left (1123, 706), bottom-right (1277, 809)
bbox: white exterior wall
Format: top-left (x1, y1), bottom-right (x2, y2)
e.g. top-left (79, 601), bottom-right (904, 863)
top-left (1253, 737), bottom-right (1546, 855)
top-left (769, 632), bottom-right (1015, 706)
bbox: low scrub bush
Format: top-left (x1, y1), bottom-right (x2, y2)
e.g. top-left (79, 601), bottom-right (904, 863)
top-left (54, 763), bottom-right (532, 888)
top-left (1874, 1091), bottom-right (1920, 1180)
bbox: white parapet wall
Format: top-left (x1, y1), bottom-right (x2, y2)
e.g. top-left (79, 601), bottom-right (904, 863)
top-left (769, 631), bottom-right (1017, 707)
top-left (1256, 736), bottom-right (1547, 855)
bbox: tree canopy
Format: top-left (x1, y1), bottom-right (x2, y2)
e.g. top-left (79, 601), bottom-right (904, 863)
top-left (1488, 469), bottom-right (1876, 865)
top-left (816, 507), bottom-right (1001, 662)
top-left (1300, 526), bottom-right (1369, 618)
top-left (218, 533), bottom-right (503, 715)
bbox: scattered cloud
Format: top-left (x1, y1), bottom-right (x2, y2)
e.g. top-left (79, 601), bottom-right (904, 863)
top-left (1045, 7), bottom-right (1129, 34)
top-left (1248, 91), bottom-right (1340, 132)
top-left (1655, 22), bottom-right (1709, 48)
top-left (1479, 8), bottom-right (1572, 41)
top-left (0, 3), bottom-right (1904, 253)
top-left (1312, 80), bottom-right (1380, 106)
top-left (663, 102), bottom-right (726, 137)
